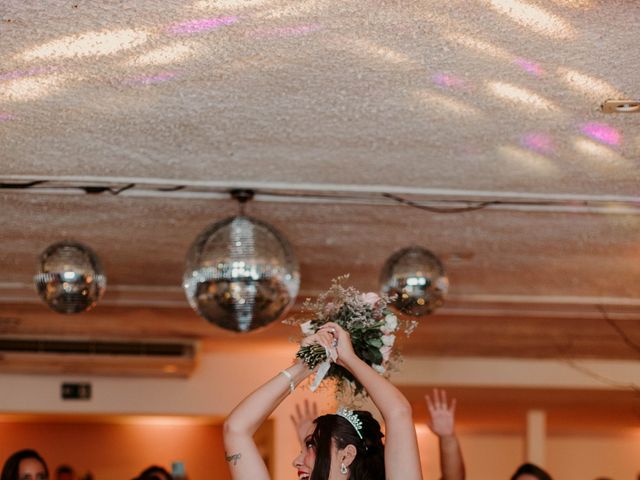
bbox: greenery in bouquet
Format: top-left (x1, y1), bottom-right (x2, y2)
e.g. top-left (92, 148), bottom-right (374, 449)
top-left (285, 275), bottom-right (417, 395)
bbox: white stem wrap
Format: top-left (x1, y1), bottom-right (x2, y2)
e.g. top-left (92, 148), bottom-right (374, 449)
top-left (310, 345), bottom-right (337, 392)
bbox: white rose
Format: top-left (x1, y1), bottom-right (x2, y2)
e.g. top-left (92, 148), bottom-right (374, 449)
top-left (382, 313), bottom-right (398, 334)
top-left (380, 345), bottom-right (392, 362)
top-left (381, 334), bottom-right (396, 347)
top-left (361, 292), bottom-right (381, 306)
top-left (300, 320), bottom-right (315, 336)
top-left (372, 363), bottom-right (386, 374)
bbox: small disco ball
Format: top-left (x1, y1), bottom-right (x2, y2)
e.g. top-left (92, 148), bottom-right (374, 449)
top-left (183, 216), bottom-right (300, 332)
top-left (380, 246), bottom-right (449, 316)
top-left (34, 241), bottom-right (107, 314)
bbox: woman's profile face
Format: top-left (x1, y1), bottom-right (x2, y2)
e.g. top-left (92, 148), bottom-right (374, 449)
top-left (18, 458), bottom-right (47, 480)
top-left (292, 424), bottom-right (345, 480)
top-left (293, 424), bottom-right (317, 479)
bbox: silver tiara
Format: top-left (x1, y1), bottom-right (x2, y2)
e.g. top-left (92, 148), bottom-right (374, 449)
top-left (336, 407), bottom-right (363, 439)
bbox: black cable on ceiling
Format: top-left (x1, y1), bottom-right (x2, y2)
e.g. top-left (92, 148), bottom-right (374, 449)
top-left (598, 305), bottom-right (640, 357)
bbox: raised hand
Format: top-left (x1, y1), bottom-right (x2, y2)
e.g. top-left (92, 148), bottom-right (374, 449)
top-left (425, 389), bottom-right (465, 480)
top-left (300, 329), bottom-right (335, 351)
top-left (289, 399), bottom-right (319, 445)
top-left (317, 322), bottom-right (357, 367)
top-left (425, 388), bottom-right (457, 437)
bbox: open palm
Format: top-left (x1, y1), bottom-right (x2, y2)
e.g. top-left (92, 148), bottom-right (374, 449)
top-left (425, 388), bottom-right (456, 437)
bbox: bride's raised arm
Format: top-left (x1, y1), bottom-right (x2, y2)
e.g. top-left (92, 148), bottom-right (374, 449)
top-left (319, 322), bottom-right (423, 480)
top-left (222, 330), bottom-right (333, 480)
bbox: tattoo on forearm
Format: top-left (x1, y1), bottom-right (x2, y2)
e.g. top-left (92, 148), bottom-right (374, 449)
top-left (225, 452), bottom-right (241, 466)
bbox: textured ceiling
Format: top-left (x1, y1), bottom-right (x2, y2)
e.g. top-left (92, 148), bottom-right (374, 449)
top-left (1, 0), bottom-right (639, 359)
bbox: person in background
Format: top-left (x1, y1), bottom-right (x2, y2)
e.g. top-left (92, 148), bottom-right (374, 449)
top-left (1, 449), bottom-right (49, 480)
top-left (290, 399), bottom-right (320, 447)
top-left (55, 465), bottom-right (74, 480)
top-left (510, 463), bottom-right (553, 480)
top-left (132, 465), bottom-right (173, 480)
top-left (425, 389), bottom-right (465, 480)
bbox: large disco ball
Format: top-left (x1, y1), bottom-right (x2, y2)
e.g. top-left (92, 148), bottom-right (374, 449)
top-left (380, 246), bottom-right (449, 316)
top-left (34, 241), bottom-right (107, 314)
top-left (183, 216), bottom-right (300, 332)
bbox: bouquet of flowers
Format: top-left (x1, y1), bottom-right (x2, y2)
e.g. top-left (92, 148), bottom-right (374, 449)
top-left (286, 275), bottom-right (417, 395)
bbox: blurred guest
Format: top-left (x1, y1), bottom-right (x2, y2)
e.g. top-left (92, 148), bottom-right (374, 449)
top-left (289, 398), bottom-right (319, 447)
top-left (511, 463), bottom-right (553, 480)
top-left (55, 465), bottom-right (74, 480)
top-left (1, 449), bottom-right (49, 480)
top-left (132, 466), bottom-right (173, 480)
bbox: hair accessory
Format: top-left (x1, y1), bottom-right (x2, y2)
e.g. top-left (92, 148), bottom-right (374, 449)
top-left (280, 369), bottom-right (295, 394)
top-left (336, 407), bottom-right (363, 439)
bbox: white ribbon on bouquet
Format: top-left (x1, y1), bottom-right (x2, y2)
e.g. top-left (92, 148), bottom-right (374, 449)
top-left (310, 344), bottom-right (338, 392)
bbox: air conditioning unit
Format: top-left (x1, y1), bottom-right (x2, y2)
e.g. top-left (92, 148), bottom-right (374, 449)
top-left (0, 337), bottom-right (199, 377)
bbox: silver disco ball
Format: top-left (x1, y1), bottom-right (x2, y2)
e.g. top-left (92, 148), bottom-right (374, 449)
top-left (183, 216), bottom-right (300, 332)
top-left (34, 241), bottom-right (107, 314)
top-left (380, 246), bottom-right (449, 316)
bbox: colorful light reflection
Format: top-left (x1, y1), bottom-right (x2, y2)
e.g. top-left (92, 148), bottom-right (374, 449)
top-left (250, 24), bottom-right (322, 39)
top-left (432, 73), bottom-right (467, 90)
top-left (498, 145), bottom-right (557, 174)
top-left (21, 30), bottom-right (148, 60)
top-left (414, 90), bottom-right (480, 116)
top-left (124, 72), bottom-right (177, 86)
top-left (574, 138), bottom-right (628, 167)
top-left (167, 16), bottom-right (238, 35)
top-left (0, 112), bottom-right (16, 122)
top-left (0, 75), bottom-right (66, 101)
top-left (0, 66), bottom-right (57, 82)
top-left (513, 58), bottom-right (543, 76)
top-left (558, 67), bottom-right (620, 98)
top-left (488, 81), bottom-right (557, 111)
top-left (580, 122), bottom-right (621, 146)
top-left (129, 44), bottom-right (193, 66)
top-left (520, 133), bottom-right (554, 154)
top-left (487, 0), bottom-right (574, 39)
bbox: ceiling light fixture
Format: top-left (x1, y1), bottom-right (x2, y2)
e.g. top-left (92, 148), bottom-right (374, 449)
top-left (601, 99), bottom-right (640, 114)
top-left (380, 246), bottom-right (449, 317)
top-left (34, 241), bottom-right (107, 314)
top-left (182, 189), bottom-right (300, 332)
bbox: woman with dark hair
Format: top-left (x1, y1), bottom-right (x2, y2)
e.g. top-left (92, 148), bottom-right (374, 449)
top-left (510, 463), bottom-right (553, 480)
top-left (224, 322), bottom-right (422, 480)
top-left (1, 449), bottom-right (49, 480)
top-left (132, 465), bottom-right (173, 480)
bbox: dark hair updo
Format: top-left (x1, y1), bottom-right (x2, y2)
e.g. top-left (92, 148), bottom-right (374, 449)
top-left (309, 410), bottom-right (385, 480)
top-left (511, 463), bottom-right (553, 480)
top-left (1, 449), bottom-right (49, 480)
top-left (132, 466), bottom-right (173, 480)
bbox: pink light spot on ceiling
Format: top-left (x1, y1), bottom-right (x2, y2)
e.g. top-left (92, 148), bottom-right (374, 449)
top-left (167, 16), bottom-right (238, 35)
top-left (432, 72), bottom-right (467, 90)
top-left (0, 112), bottom-right (16, 122)
top-left (124, 72), bottom-right (177, 86)
top-left (513, 58), bottom-right (543, 76)
top-left (0, 66), bottom-right (58, 82)
top-left (520, 133), bottom-right (554, 154)
top-left (580, 122), bottom-right (621, 146)
top-left (250, 24), bottom-right (322, 39)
